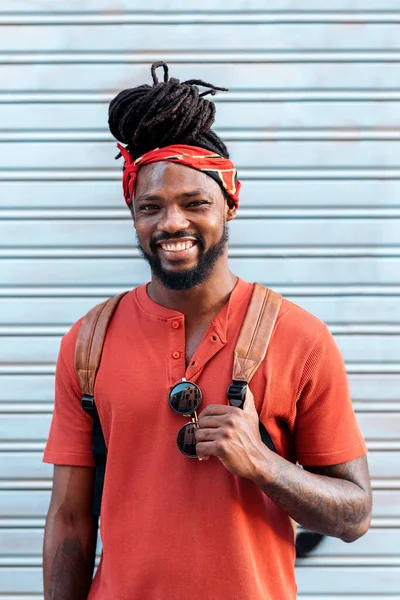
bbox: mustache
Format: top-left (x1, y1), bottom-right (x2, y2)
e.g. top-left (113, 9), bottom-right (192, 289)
top-left (150, 230), bottom-right (204, 248)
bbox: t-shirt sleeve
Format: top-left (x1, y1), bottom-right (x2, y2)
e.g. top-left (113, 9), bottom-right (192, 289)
top-left (43, 320), bottom-right (95, 467)
top-left (295, 323), bottom-right (367, 467)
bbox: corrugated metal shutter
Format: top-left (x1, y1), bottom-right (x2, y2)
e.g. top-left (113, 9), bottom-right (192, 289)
top-left (1, 1), bottom-right (399, 597)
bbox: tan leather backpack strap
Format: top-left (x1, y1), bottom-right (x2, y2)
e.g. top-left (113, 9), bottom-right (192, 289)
top-left (233, 283), bottom-right (282, 383)
top-left (74, 292), bottom-right (128, 397)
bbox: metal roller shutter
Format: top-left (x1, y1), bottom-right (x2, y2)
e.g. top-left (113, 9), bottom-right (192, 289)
top-left (0, 1), bottom-right (399, 597)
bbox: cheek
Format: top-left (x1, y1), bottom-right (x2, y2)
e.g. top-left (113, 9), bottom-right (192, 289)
top-left (206, 213), bottom-right (226, 236)
top-left (132, 219), bottom-right (150, 248)
top-left (133, 214), bottom-right (152, 234)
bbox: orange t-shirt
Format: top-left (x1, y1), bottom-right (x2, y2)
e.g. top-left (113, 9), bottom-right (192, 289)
top-left (44, 278), bottom-right (367, 600)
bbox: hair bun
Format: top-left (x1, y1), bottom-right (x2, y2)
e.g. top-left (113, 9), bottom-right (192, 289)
top-left (108, 62), bottom-right (229, 158)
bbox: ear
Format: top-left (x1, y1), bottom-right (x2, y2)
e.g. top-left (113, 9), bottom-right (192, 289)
top-left (226, 200), bottom-right (237, 222)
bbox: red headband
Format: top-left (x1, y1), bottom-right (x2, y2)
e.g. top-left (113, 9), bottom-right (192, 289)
top-left (116, 143), bottom-right (241, 209)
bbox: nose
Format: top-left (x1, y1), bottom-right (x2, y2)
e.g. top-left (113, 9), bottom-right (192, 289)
top-left (156, 205), bottom-right (190, 235)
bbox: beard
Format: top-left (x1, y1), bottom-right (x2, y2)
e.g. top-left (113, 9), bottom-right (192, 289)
top-left (137, 224), bottom-right (228, 290)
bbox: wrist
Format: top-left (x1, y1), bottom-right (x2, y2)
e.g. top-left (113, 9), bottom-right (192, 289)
top-left (249, 441), bottom-right (278, 489)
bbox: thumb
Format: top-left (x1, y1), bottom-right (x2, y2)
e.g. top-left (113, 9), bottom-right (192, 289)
top-left (243, 385), bottom-right (258, 416)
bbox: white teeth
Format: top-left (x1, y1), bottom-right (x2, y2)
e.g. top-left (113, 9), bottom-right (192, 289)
top-left (161, 241), bottom-right (194, 252)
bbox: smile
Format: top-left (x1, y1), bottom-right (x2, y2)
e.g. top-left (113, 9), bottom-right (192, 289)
top-left (160, 240), bottom-right (195, 253)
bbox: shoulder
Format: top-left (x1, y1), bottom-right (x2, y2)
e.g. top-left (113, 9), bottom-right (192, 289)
top-left (60, 290), bottom-right (134, 358)
top-left (274, 296), bottom-right (328, 351)
top-left (266, 294), bottom-right (343, 387)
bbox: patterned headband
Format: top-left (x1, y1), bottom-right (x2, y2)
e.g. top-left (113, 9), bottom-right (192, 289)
top-left (116, 143), bottom-right (241, 209)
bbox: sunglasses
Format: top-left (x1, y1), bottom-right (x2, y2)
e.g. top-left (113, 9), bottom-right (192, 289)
top-left (168, 378), bottom-right (202, 458)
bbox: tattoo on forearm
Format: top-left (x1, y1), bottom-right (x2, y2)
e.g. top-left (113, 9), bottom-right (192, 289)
top-left (48, 537), bottom-right (94, 600)
top-left (262, 456), bottom-right (371, 541)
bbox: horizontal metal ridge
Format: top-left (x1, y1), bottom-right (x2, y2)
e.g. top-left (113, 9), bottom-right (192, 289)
top-left (1, 285), bottom-right (399, 297)
top-left (0, 555), bottom-right (100, 573)
top-left (1, 248), bottom-right (400, 260)
top-left (0, 480), bottom-right (51, 490)
top-left (0, 557), bottom-right (46, 568)
top-left (0, 403), bottom-right (51, 413)
top-left (6, 556), bottom-right (400, 568)
top-left (0, 514), bottom-right (396, 529)
top-left (2, 207), bottom-right (400, 219)
top-left (2, 90), bottom-right (400, 103)
top-left (1, 11), bottom-right (400, 25)
top-left (2, 324), bottom-right (400, 337)
top-left (346, 364), bottom-right (400, 374)
top-left (298, 597), bottom-right (400, 600)
top-left (371, 479), bottom-right (400, 490)
top-left (0, 442), bottom-right (46, 451)
top-left (1, 50), bottom-right (400, 64)
top-left (1, 168), bottom-right (400, 180)
top-left (0, 363), bottom-right (398, 375)
top-left (354, 402), bottom-right (400, 413)
top-left (3, 128), bottom-right (400, 142)
top-left (0, 365), bottom-right (56, 375)
top-left (0, 594), bottom-right (44, 599)
top-left (0, 517), bottom-right (45, 527)
top-left (367, 442), bottom-right (400, 451)
top-left (1, 402), bottom-right (400, 415)
top-left (296, 557), bottom-right (400, 567)
top-left (330, 325), bottom-right (400, 334)
top-left (4, 556), bottom-right (399, 568)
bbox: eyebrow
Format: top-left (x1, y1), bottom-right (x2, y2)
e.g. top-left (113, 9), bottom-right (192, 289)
top-left (135, 189), bottom-right (213, 203)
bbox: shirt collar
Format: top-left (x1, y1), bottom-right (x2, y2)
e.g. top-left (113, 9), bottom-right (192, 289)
top-left (134, 277), bottom-right (253, 338)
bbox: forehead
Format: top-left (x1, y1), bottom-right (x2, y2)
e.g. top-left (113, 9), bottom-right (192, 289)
top-left (134, 161), bottom-right (225, 201)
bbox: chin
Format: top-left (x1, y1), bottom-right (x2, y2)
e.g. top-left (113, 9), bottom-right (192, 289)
top-left (161, 260), bottom-right (198, 272)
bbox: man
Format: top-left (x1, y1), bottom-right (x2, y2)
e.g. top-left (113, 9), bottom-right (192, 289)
top-left (43, 62), bottom-right (372, 600)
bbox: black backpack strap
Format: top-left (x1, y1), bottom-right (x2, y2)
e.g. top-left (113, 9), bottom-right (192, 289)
top-left (75, 292), bottom-right (128, 516)
top-left (80, 397), bottom-right (107, 517)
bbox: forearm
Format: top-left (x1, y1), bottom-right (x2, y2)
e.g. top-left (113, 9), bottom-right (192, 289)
top-left (252, 450), bottom-right (370, 542)
top-left (43, 513), bottom-right (98, 600)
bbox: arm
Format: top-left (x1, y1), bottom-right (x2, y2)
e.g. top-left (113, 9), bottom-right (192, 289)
top-left (196, 389), bottom-right (372, 543)
top-left (43, 465), bottom-right (98, 600)
top-left (252, 450), bottom-right (372, 542)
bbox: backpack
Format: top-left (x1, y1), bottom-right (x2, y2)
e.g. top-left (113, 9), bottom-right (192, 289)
top-left (74, 283), bottom-right (281, 516)
top-left (73, 282), bottom-right (324, 557)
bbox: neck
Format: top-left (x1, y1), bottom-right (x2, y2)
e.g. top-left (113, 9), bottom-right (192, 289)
top-left (147, 265), bottom-right (237, 321)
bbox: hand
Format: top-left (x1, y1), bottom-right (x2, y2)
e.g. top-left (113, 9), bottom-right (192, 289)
top-left (195, 386), bottom-right (267, 480)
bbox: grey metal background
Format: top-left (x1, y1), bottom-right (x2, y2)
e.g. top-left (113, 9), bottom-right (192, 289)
top-left (0, 0), bottom-right (399, 597)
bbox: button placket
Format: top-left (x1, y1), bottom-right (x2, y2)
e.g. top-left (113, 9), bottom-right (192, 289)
top-left (168, 318), bottom-right (185, 383)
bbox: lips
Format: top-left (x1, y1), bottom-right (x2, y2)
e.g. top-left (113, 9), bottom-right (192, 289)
top-left (156, 238), bottom-right (198, 261)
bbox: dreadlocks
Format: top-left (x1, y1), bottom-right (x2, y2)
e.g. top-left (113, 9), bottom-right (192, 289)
top-left (108, 61), bottom-right (229, 160)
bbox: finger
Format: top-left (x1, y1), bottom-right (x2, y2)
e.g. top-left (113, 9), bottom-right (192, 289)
top-left (195, 427), bottom-right (220, 443)
top-left (197, 414), bottom-right (226, 429)
top-left (199, 404), bottom-right (233, 417)
top-left (243, 385), bottom-right (257, 415)
top-left (196, 441), bottom-right (221, 459)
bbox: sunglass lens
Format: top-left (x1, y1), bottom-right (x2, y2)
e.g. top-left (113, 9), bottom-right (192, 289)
top-left (169, 381), bottom-right (202, 415)
top-left (176, 422), bottom-right (198, 458)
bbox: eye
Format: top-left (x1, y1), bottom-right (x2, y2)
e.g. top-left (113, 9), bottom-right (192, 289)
top-left (138, 204), bottom-right (160, 212)
top-left (186, 200), bottom-right (210, 208)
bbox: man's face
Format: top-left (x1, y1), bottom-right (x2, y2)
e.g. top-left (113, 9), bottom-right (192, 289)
top-left (131, 162), bottom-right (237, 290)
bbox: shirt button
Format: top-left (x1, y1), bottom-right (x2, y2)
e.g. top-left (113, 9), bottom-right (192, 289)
top-left (172, 321), bottom-right (180, 329)
top-left (172, 351), bottom-right (180, 359)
